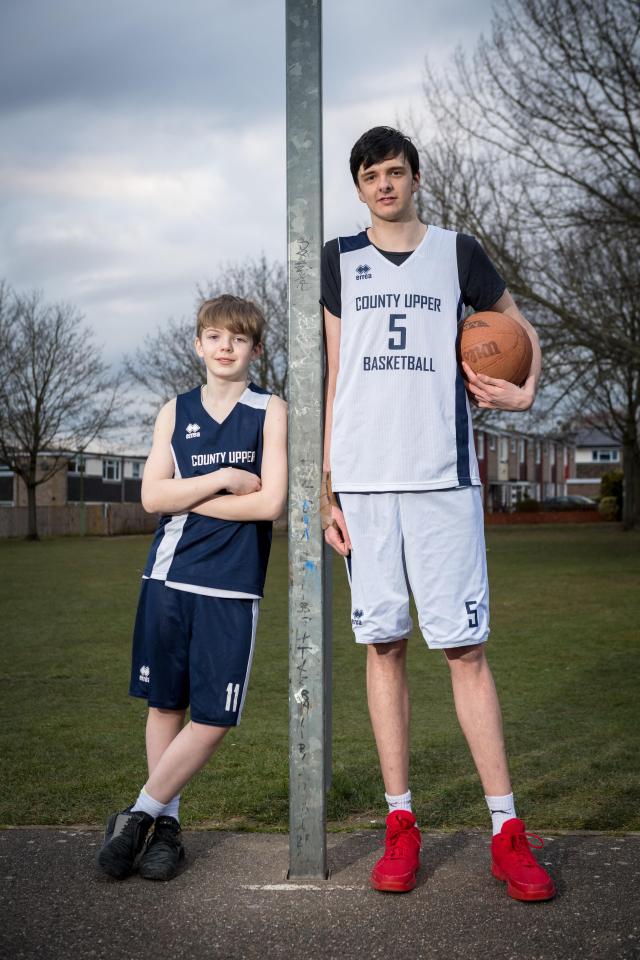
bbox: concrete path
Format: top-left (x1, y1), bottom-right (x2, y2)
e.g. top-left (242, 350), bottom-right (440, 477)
top-left (2, 828), bottom-right (639, 960)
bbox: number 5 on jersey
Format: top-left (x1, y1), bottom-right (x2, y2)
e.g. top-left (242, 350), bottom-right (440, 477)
top-left (388, 313), bottom-right (407, 350)
top-left (225, 682), bottom-right (240, 712)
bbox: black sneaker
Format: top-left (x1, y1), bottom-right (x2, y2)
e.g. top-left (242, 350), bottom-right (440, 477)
top-left (139, 816), bottom-right (185, 881)
top-left (97, 807), bottom-right (154, 879)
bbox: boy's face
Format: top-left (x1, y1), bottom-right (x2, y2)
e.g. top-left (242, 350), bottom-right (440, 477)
top-left (195, 325), bottom-right (262, 380)
top-left (356, 152), bottom-right (420, 222)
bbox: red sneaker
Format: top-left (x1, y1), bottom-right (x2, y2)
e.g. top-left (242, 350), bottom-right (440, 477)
top-left (371, 810), bottom-right (421, 893)
top-left (491, 818), bottom-right (556, 901)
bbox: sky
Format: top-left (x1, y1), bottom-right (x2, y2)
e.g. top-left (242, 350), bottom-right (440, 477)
top-left (0, 0), bottom-right (495, 364)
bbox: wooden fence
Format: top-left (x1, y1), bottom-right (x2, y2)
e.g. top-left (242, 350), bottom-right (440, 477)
top-left (0, 504), bottom-right (157, 538)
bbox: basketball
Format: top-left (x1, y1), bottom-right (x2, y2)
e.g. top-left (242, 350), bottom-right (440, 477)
top-left (458, 311), bottom-right (532, 386)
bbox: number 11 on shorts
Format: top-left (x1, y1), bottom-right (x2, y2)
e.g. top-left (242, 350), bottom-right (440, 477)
top-left (225, 682), bottom-right (240, 712)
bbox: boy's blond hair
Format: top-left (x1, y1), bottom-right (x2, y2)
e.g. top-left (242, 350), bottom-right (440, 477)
top-left (196, 295), bottom-right (265, 346)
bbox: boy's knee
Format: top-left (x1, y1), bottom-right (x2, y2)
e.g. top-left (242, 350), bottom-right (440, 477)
top-left (368, 638), bottom-right (407, 667)
top-left (188, 720), bottom-right (230, 748)
top-left (444, 643), bottom-right (487, 671)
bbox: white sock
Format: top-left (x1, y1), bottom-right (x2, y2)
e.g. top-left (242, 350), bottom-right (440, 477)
top-left (385, 789), bottom-right (412, 814)
top-left (162, 794), bottom-right (181, 822)
top-left (485, 793), bottom-right (516, 835)
top-left (131, 787), bottom-right (167, 820)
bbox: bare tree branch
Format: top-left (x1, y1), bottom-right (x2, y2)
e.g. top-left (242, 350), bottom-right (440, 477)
top-left (0, 286), bottom-right (123, 539)
top-left (410, 0), bottom-right (640, 526)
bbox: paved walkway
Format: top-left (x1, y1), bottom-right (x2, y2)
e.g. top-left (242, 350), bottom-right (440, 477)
top-left (2, 828), bottom-right (639, 960)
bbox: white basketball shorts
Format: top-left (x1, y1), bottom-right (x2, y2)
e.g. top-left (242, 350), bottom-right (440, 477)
top-left (339, 487), bottom-right (489, 649)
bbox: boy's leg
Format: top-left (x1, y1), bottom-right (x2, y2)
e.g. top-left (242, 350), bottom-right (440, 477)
top-left (137, 594), bottom-right (258, 880)
top-left (143, 719), bottom-right (229, 804)
top-left (366, 639), bottom-right (410, 797)
top-left (366, 637), bottom-right (421, 893)
top-left (443, 644), bottom-right (511, 796)
top-left (97, 580), bottom-right (184, 880)
top-left (402, 488), bottom-right (554, 900)
top-left (146, 706), bottom-right (185, 774)
top-left (339, 493), bottom-right (421, 893)
top-left (339, 492), bottom-right (413, 800)
top-left (142, 706), bottom-right (185, 819)
top-left (130, 588), bottom-right (257, 804)
top-left (99, 584), bottom-right (243, 880)
top-left (134, 719), bottom-right (228, 882)
top-left (445, 646), bottom-right (554, 900)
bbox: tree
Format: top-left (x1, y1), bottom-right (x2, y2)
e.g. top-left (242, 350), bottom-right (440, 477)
top-left (0, 285), bottom-right (122, 539)
top-left (413, 0), bottom-right (640, 526)
top-left (127, 256), bottom-right (288, 413)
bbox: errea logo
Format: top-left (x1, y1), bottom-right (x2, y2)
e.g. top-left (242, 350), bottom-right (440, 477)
top-left (186, 422), bottom-right (201, 439)
top-left (355, 264), bottom-right (372, 280)
top-left (139, 665), bottom-right (150, 684)
top-left (351, 608), bottom-right (364, 626)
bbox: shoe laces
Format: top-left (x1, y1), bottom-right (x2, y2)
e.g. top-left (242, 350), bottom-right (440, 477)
top-left (152, 821), bottom-right (181, 848)
top-left (120, 811), bottom-right (145, 835)
top-left (511, 830), bottom-right (544, 866)
top-left (383, 822), bottom-right (418, 861)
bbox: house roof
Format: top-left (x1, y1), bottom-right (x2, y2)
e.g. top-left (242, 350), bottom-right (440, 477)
top-left (573, 427), bottom-right (620, 448)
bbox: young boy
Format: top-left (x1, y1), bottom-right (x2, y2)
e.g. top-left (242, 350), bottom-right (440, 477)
top-left (97, 294), bottom-right (287, 881)
top-left (321, 126), bottom-right (555, 900)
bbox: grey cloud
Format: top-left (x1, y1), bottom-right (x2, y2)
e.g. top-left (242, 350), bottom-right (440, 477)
top-left (0, 0), bottom-right (493, 365)
top-left (0, 0), bottom-right (284, 118)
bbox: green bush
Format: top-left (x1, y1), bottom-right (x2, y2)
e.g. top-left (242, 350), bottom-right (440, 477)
top-left (600, 470), bottom-right (623, 518)
top-left (515, 497), bottom-right (541, 512)
top-left (598, 496), bottom-right (618, 521)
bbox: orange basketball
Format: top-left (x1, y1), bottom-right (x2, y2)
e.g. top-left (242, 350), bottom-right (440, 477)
top-left (458, 311), bottom-right (532, 386)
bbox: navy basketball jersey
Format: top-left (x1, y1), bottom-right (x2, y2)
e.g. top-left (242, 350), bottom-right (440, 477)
top-left (330, 226), bottom-right (480, 492)
top-left (144, 383), bottom-right (272, 598)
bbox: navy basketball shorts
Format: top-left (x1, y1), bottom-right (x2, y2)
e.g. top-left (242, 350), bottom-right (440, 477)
top-left (129, 578), bottom-right (259, 726)
top-left (339, 487), bottom-right (489, 649)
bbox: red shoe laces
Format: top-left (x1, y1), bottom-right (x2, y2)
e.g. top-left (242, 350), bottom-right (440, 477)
top-left (511, 831), bottom-right (544, 865)
top-left (384, 824), bottom-right (418, 860)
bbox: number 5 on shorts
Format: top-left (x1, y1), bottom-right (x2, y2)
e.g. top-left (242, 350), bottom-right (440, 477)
top-left (465, 600), bottom-right (479, 629)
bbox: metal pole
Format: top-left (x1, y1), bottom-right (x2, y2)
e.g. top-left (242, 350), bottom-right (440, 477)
top-left (286, 0), bottom-right (328, 879)
top-left (79, 455), bottom-right (86, 537)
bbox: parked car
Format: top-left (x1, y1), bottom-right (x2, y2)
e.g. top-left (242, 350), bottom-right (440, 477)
top-left (542, 495), bottom-right (597, 511)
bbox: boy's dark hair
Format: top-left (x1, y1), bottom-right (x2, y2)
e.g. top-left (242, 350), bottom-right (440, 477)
top-left (349, 126), bottom-right (420, 185)
top-left (196, 294), bottom-right (265, 346)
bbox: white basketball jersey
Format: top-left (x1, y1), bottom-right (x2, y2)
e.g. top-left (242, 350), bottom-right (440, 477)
top-left (331, 226), bottom-right (480, 492)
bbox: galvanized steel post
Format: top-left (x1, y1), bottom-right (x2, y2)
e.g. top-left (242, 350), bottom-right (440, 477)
top-left (286, 0), bottom-right (328, 879)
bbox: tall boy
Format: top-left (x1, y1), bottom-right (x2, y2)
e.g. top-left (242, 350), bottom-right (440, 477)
top-left (98, 294), bottom-right (287, 881)
top-left (321, 126), bottom-right (555, 900)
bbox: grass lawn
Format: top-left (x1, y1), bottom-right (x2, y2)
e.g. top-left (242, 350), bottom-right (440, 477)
top-left (1, 524), bottom-right (638, 831)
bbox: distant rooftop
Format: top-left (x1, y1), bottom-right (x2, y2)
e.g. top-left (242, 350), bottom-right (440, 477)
top-left (573, 427), bottom-right (619, 447)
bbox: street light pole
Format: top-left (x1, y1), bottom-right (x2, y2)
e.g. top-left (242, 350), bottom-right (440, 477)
top-left (286, 0), bottom-right (328, 880)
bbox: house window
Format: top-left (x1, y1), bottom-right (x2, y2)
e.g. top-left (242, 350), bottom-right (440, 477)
top-left (102, 458), bottom-right (121, 482)
top-left (535, 442), bottom-right (541, 464)
top-left (500, 438), bottom-right (508, 460)
top-left (510, 438), bottom-right (516, 454)
top-left (476, 433), bottom-right (485, 460)
top-left (67, 457), bottom-right (85, 475)
top-left (489, 435), bottom-right (496, 451)
top-left (519, 439), bottom-right (526, 463)
top-left (591, 449), bottom-right (619, 463)
top-left (550, 446), bottom-right (556, 466)
top-left (131, 461), bottom-right (142, 479)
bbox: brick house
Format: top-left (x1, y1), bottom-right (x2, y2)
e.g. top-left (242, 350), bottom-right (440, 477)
top-left (1, 430), bottom-right (578, 520)
top-left (567, 427), bottom-right (622, 499)
top-left (0, 447), bottom-right (147, 508)
top-left (474, 427), bottom-right (575, 512)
